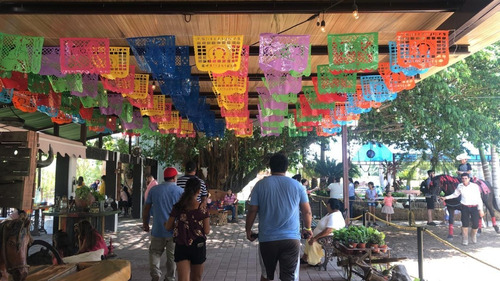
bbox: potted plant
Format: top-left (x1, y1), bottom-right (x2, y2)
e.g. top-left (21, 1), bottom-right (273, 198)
top-left (75, 185), bottom-right (95, 211)
top-left (368, 228), bottom-right (385, 253)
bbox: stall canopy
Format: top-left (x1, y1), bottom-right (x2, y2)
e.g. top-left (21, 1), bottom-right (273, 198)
top-left (352, 142), bottom-right (393, 162)
top-left (38, 132), bottom-right (86, 159)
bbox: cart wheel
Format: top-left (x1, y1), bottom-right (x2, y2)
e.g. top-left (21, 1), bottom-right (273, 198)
top-left (337, 256), bottom-right (351, 280)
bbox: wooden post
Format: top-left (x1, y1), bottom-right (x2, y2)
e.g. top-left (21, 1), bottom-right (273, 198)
top-left (342, 125), bottom-right (350, 224)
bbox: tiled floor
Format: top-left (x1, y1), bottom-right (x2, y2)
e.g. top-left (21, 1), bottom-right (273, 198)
top-left (30, 216), bottom-right (349, 280)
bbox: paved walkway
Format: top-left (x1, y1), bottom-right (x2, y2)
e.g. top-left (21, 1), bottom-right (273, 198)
top-left (109, 217), bottom-right (349, 281)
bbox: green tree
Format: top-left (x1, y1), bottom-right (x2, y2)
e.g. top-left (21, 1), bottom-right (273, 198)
top-left (139, 128), bottom-right (323, 193)
top-left (353, 42), bottom-right (500, 171)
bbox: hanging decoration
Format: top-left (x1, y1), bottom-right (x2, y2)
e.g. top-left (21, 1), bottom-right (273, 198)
top-left (1, 71), bottom-right (28, 91)
top-left (122, 74), bottom-right (149, 99)
top-left (259, 33), bottom-right (310, 73)
top-left (39, 47), bottom-right (64, 77)
top-left (388, 41), bottom-right (428, 76)
top-left (327, 32), bottom-right (378, 73)
top-left (59, 38), bottom-right (111, 74)
top-left (79, 83), bottom-right (108, 108)
top-left (317, 65), bottom-right (357, 94)
top-left (360, 75), bottom-right (398, 102)
top-left (121, 110), bottom-right (143, 130)
top-left (193, 35), bottom-right (244, 73)
top-left (140, 94), bottom-right (165, 117)
top-left (127, 35), bottom-right (176, 74)
top-left (71, 73), bottom-right (99, 97)
top-left (395, 30), bottom-right (449, 69)
top-left (128, 84), bottom-right (154, 109)
top-left (12, 91), bottom-right (38, 112)
top-left (0, 32), bottom-right (44, 74)
top-left (28, 73), bottom-right (52, 94)
top-left (101, 47), bottom-right (130, 79)
top-left (378, 62), bottom-right (415, 92)
top-left (101, 65), bottom-right (135, 94)
top-left (48, 74), bottom-right (83, 93)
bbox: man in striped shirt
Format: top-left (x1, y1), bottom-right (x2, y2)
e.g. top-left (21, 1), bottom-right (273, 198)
top-left (176, 161), bottom-right (208, 208)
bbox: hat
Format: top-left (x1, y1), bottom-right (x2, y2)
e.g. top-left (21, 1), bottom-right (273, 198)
top-left (456, 153), bottom-right (469, 161)
top-left (164, 167), bottom-right (178, 178)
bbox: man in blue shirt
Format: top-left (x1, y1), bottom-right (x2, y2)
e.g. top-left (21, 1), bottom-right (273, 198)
top-left (246, 153), bottom-right (313, 281)
top-left (143, 167), bottom-right (184, 281)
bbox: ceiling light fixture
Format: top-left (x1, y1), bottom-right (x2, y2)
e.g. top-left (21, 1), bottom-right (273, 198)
top-left (352, 0), bottom-right (359, 20)
top-left (320, 20), bottom-right (326, 32)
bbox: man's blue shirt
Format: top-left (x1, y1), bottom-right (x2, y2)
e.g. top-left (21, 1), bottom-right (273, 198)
top-left (249, 175), bottom-right (309, 242)
top-left (145, 181), bottom-right (184, 238)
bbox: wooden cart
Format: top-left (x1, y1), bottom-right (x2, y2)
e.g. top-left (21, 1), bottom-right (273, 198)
top-left (317, 237), bottom-right (406, 281)
top-left (25, 259), bottom-right (131, 281)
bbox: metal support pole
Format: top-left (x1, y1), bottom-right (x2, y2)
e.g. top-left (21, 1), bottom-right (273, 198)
top-left (408, 195), bottom-right (413, 226)
top-left (417, 226), bottom-right (424, 281)
top-left (362, 210), bottom-right (366, 226)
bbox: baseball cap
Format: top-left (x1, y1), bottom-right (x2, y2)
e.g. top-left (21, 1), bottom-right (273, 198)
top-left (164, 167), bottom-right (178, 178)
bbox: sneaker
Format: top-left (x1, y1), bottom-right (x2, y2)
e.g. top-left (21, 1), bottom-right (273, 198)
top-left (367, 222), bottom-right (371, 226)
top-left (462, 239), bottom-right (468, 246)
top-left (373, 222), bottom-right (379, 226)
top-left (427, 222), bottom-right (437, 226)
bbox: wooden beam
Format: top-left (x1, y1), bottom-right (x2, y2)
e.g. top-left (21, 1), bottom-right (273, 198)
top-left (437, 0), bottom-right (500, 45)
top-left (0, 1), bottom-right (463, 15)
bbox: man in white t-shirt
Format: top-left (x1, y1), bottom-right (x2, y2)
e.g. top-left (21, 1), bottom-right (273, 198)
top-left (326, 177), bottom-right (343, 200)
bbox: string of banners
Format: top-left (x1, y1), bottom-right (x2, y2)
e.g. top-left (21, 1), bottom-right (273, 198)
top-left (0, 30), bottom-right (449, 138)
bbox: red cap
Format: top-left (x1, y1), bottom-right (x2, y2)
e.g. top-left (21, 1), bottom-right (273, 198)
top-left (163, 167), bottom-right (178, 178)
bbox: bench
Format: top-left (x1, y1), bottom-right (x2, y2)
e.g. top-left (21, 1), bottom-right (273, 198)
top-left (208, 189), bottom-right (238, 218)
top-left (316, 236), bottom-right (337, 271)
top-left (209, 209), bottom-right (230, 226)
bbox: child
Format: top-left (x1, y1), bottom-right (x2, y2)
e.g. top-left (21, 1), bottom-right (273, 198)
top-left (165, 178), bottom-right (210, 281)
top-left (365, 182), bottom-right (378, 226)
top-left (382, 191), bottom-right (395, 225)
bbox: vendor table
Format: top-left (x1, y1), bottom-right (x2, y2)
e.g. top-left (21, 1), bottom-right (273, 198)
top-left (44, 210), bottom-right (120, 247)
top-left (31, 204), bottom-right (53, 236)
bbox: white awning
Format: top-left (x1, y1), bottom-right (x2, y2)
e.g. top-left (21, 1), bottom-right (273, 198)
top-left (38, 133), bottom-right (86, 159)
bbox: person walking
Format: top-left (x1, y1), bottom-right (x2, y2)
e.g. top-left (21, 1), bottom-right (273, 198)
top-left (142, 167), bottom-right (184, 281)
top-left (144, 174), bottom-right (159, 202)
top-left (440, 173), bottom-right (484, 245)
top-left (420, 170), bottom-right (438, 226)
top-left (326, 177), bottom-right (343, 200)
top-left (177, 161), bottom-right (208, 208)
top-left (165, 178), bottom-right (210, 281)
top-left (246, 153), bottom-right (313, 281)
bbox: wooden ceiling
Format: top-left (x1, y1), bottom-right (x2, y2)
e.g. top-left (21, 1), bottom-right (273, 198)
top-left (1, 0), bottom-right (499, 137)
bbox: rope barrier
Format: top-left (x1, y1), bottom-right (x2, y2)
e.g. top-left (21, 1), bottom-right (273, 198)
top-left (363, 212), bottom-right (500, 272)
top-left (423, 229), bottom-right (500, 272)
top-left (365, 212), bottom-right (418, 231)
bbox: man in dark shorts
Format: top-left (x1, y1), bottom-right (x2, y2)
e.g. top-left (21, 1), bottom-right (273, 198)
top-left (421, 170), bottom-right (437, 226)
top-left (246, 153), bottom-right (313, 281)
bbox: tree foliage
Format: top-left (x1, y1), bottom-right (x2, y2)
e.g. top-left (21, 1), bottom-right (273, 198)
top-left (139, 128), bottom-right (324, 193)
top-left (353, 42), bottom-right (500, 170)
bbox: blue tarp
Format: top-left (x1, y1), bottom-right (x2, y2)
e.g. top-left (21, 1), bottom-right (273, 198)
top-left (352, 142), bottom-right (393, 162)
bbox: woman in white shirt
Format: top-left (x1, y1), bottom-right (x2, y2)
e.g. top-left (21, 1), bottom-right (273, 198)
top-left (301, 198), bottom-right (345, 266)
top-left (440, 173), bottom-right (484, 245)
